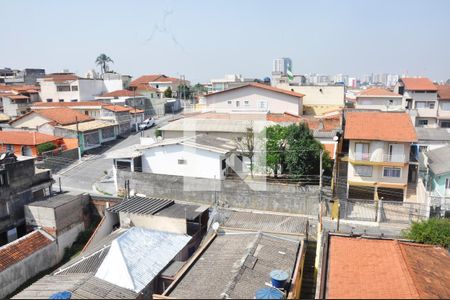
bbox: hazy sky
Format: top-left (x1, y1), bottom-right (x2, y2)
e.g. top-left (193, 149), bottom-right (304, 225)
top-left (2, 0), bottom-right (449, 83)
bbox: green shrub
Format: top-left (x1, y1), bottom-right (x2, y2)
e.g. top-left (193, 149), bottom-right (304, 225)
top-left (155, 128), bottom-right (162, 138)
top-left (402, 218), bottom-right (450, 248)
top-left (36, 142), bottom-right (56, 154)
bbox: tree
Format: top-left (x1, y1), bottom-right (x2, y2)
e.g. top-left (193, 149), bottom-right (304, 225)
top-left (164, 86), bottom-right (173, 98)
top-left (36, 142), bottom-right (57, 155)
top-left (95, 54), bottom-right (114, 74)
top-left (261, 124), bottom-right (288, 177)
top-left (402, 218), bottom-right (450, 248)
top-left (178, 84), bottom-right (191, 99)
top-left (284, 123), bottom-right (332, 177)
top-left (235, 124), bottom-right (255, 178)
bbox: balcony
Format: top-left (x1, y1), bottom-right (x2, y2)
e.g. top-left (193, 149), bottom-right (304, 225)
top-left (350, 152), bottom-right (407, 165)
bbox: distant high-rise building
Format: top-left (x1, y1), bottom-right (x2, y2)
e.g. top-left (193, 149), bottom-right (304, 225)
top-left (272, 58), bottom-right (292, 75)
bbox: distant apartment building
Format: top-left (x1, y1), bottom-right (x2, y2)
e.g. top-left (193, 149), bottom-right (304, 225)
top-left (38, 72), bottom-right (126, 103)
top-left (355, 88), bottom-right (403, 111)
top-left (394, 77), bottom-right (438, 127)
top-left (209, 74), bottom-right (257, 93)
top-left (436, 85), bottom-right (450, 128)
top-left (272, 57), bottom-right (292, 75)
top-left (344, 111), bottom-right (417, 201)
top-left (0, 68), bottom-right (45, 85)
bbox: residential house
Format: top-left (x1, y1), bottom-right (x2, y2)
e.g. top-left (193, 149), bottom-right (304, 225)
top-left (38, 72), bottom-right (127, 103)
top-left (316, 233), bottom-right (450, 299)
top-left (31, 100), bottom-right (106, 118)
top-left (208, 74), bottom-right (257, 93)
top-left (9, 107), bottom-right (92, 136)
top-left (425, 145), bottom-right (450, 213)
top-left (276, 84), bottom-right (345, 115)
top-left (130, 108), bottom-right (145, 130)
top-left (344, 111), bottom-right (417, 201)
top-left (0, 131), bottom-right (65, 157)
top-left (107, 135), bottom-right (237, 187)
top-left (355, 88), bottom-right (403, 111)
top-left (436, 84), bottom-right (450, 128)
top-left (0, 155), bottom-right (53, 244)
top-left (96, 89), bottom-right (151, 115)
top-left (202, 82), bottom-right (304, 116)
top-left (0, 84), bottom-right (40, 118)
top-left (130, 74), bottom-right (188, 98)
top-left (0, 68), bottom-right (45, 85)
top-left (394, 77), bottom-right (438, 127)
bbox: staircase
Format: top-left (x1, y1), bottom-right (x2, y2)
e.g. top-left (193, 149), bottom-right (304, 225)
top-left (300, 241), bottom-right (317, 299)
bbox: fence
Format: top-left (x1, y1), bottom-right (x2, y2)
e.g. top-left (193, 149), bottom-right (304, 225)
top-left (35, 148), bottom-right (79, 173)
top-left (327, 198), bottom-right (429, 224)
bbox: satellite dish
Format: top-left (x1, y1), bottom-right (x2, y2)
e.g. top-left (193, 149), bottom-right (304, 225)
top-left (0, 153), bottom-right (6, 160)
top-left (212, 222), bottom-right (220, 231)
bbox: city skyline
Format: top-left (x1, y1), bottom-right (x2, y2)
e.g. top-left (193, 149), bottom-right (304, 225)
top-left (1, 0), bottom-right (450, 83)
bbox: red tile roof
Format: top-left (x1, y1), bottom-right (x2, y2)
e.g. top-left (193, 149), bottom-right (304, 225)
top-left (129, 108), bottom-right (144, 114)
top-left (357, 87), bottom-right (402, 97)
top-left (267, 113), bottom-right (341, 131)
top-left (103, 105), bottom-right (132, 112)
top-left (33, 101), bottom-right (106, 108)
top-left (205, 82), bottom-right (305, 98)
top-left (35, 108), bottom-right (93, 125)
top-left (0, 131), bottom-right (62, 145)
top-left (134, 85), bottom-right (159, 92)
top-left (100, 89), bottom-right (143, 97)
top-left (129, 74), bottom-right (179, 87)
top-left (43, 73), bottom-right (79, 82)
top-left (400, 77), bottom-right (437, 91)
top-left (436, 85), bottom-right (450, 100)
top-left (0, 231), bottom-right (53, 272)
top-left (0, 84), bottom-right (39, 93)
top-left (323, 143), bottom-right (337, 159)
top-left (344, 111), bottom-right (417, 142)
top-left (326, 236), bottom-right (450, 299)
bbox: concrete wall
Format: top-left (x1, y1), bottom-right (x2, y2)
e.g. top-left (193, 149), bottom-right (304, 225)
top-left (205, 86), bottom-right (302, 115)
top-left (84, 210), bottom-right (118, 249)
top-left (141, 144), bottom-right (226, 179)
top-left (117, 171), bottom-right (324, 215)
top-left (11, 113), bottom-right (50, 130)
top-left (119, 212), bottom-right (187, 234)
top-left (0, 233), bottom-right (58, 298)
top-left (277, 85), bottom-right (345, 106)
top-left (56, 223), bottom-right (84, 260)
top-left (355, 96), bottom-right (403, 111)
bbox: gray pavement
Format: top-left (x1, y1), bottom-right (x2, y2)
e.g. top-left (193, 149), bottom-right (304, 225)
top-left (54, 115), bottom-right (175, 195)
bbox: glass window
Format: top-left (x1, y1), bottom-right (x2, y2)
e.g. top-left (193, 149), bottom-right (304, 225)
top-left (227, 100), bottom-right (232, 105)
top-left (178, 159), bottom-right (186, 165)
top-left (383, 167), bottom-right (401, 178)
top-left (441, 102), bottom-right (450, 111)
top-left (415, 101), bottom-right (426, 109)
top-left (354, 143), bottom-right (369, 160)
top-left (429, 102), bottom-right (435, 109)
top-left (417, 119), bottom-right (428, 126)
top-left (71, 85), bottom-right (78, 91)
top-left (235, 101), bottom-right (240, 108)
top-left (244, 100), bottom-right (249, 106)
top-left (354, 165), bottom-right (372, 177)
top-left (440, 121), bottom-right (450, 128)
top-left (59, 99), bottom-right (64, 102)
top-left (56, 85), bottom-right (71, 92)
top-left (46, 99), bottom-right (53, 102)
top-left (446, 178), bottom-right (450, 190)
top-left (6, 144), bottom-right (14, 152)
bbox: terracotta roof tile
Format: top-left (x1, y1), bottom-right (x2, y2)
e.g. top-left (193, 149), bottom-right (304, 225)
top-left (205, 82), bottom-right (305, 98)
top-left (436, 85), bottom-right (450, 100)
top-left (134, 85), bottom-right (159, 92)
top-left (326, 236), bottom-right (450, 299)
top-left (0, 131), bottom-right (62, 145)
top-left (130, 74), bottom-right (177, 86)
top-left (0, 231), bottom-right (53, 272)
top-left (357, 88), bottom-right (402, 97)
top-left (267, 113), bottom-right (341, 131)
top-left (401, 77), bottom-right (437, 91)
top-left (100, 89), bottom-right (143, 97)
top-left (34, 108), bottom-right (93, 125)
top-left (43, 73), bottom-right (79, 82)
top-left (103, 105), bottom-right (132, 112)
top-left (323, 143), bottom-right (336, 159)
top-left (33, 101), bottom-right (106, 108)
top-left (129, 108), bottom-right (144, 114)
top-left (344, 111), bottom-right (417, 142)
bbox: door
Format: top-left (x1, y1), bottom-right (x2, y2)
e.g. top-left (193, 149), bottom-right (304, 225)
top-left (388, 144), bottom-right (403, 162)
top-left (355, 143), bottom-right (369, 160)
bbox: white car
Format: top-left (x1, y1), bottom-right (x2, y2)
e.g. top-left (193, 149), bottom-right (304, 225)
top-left (138, 118), bottom-right (155, 130)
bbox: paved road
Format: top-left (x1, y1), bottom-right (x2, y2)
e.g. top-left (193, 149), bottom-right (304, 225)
top-left (54, 115), bottom-right (175, 195)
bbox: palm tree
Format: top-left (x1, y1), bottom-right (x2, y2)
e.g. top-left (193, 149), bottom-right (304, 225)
top-left (95, 54), bottom-right (114, 74)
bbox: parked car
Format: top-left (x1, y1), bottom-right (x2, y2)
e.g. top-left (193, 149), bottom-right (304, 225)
top-left (139, 118), bottom-right (155, 130)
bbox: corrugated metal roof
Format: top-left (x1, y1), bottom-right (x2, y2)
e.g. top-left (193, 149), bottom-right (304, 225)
top-left (159, 118), bottom-right (273, 133)
top-left (222, 210), bottom-right (308, 234)
top-left (108, 196), bottom-right (173, 215)
top-left (416, 127), bottom-right (450, 142)
top-left (12, 273), bottom-right (137, 299)
top-left (426, 145), bottom-right (450, 175)
top-left (95, 227), bottom-right (191, 293)
top-left (155, 203), bottom-right (209, 220)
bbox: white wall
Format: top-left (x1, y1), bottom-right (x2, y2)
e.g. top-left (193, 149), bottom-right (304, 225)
top-left (277, 84), bottom-right (345, 106)
top-left (355, 96), bottom-right (403, 111)
top-left (39, 79), bottom-right (107, 102)
top-left (11, 113), bottom-right (50, 129)
top-left (103, 79), bottom-right (124, 93)
top-left (205, 86), bottom-right (302, 115)
top-left (119, 212), bottom-right (187, 234)
top-left (142, 144), bottom-right (226, 179)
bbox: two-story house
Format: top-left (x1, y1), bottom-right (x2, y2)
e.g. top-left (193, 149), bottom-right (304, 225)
top-left (130, 74), bottom-right (187, 98)
top-left (203, 82), bottom-right (304, 116)
top-left (0, 84), bottom-right (40, 118)
top-left (355, 88), bottom-right (403, 111)
top-left (394, 77), bottom-right (438, 127)
top-left (344, 111), bottom-right (417, 201)
top-left (436, 85), bottom-right (450, 128)
top-left (425, 145), bottom-right (450, 213)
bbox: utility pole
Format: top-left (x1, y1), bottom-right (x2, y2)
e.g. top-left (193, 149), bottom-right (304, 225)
top-left (75, 116), bottom-right (81, 161)
top-left (131, 86), bottom-right (138, 132)
top-left (319, 150), bottom-right (324, 228)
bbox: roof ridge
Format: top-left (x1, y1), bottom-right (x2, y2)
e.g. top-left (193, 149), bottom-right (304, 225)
top-left (396, 241), bottom-right (422, 298)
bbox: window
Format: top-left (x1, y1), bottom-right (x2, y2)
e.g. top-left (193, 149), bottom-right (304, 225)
top-left (178, 159), bottom-right (186, 165)
top-left (244, 100), bottom-right (249, 106)
top-left (59, 99), bottom-right (64, 102)
top-left (258, 100), bottom-right (267, 110)
top-left (417, 119), bottom-right (428, 126)
top-left (354, 165), bottom-right (372, 177)
top-left (429, 102), bottom-right (435, 109)
top-left (71, 85), bottom-right (78, 91)
top-left (441, 102), bottom-right (450, 111)
top-left (221, 159), bottom-right (226, 170)
top-left (5, 145), bottom-right (14, 152)
top-left (56, 85), bottom-right (71, 92)
top-left (70, 99), bottom-right (78, 102)
top-left (46, 99), bottom-right (53, 102)
top-left (383, 167), bottom-right (401, 178)
top-left (415, 101), bottom-right (435, 109)
top-left (235, 101), bottom-right (240, 108)
top-left (0, 171), bottom-right (8, 187)
top-left (446, 178), bottom-right (450, 190)
top-left (440, 121), bottom-right (450, 128)
top-left (227, 100), bottom-right (232, 105)
top-left (354, 143), bottom-right (369, 160)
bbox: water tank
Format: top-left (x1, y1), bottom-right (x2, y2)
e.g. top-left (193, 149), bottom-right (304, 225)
top-left (49, 291), bottom-right (72, 299)
top-left (270, 270), bottom-right (289, 288)
top-left (255, 287), bottom-right (284, 299)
